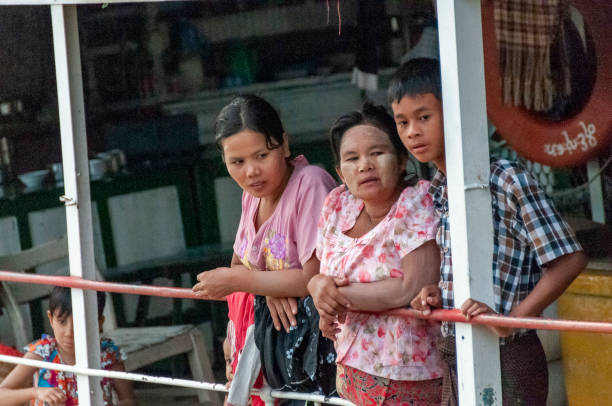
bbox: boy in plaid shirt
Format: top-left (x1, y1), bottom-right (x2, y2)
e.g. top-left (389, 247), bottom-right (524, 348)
top-left (388, 58), bottom-right (587, 405)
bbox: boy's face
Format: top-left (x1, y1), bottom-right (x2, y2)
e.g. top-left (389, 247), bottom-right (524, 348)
top-left (391, 93), bottom-right (446, 173)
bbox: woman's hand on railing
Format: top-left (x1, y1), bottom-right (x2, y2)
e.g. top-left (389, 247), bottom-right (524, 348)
top-left (266, 296), bottom-right (298, 332)
top-left (193, 267), bottom-right (236, 299)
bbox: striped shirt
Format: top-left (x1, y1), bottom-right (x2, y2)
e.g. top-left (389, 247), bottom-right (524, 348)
top-left (429, 158), bottom-right (582, 338)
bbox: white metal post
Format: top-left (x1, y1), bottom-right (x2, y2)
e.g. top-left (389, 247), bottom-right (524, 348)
top-left (436, 1), bottom-right (503, 405)
top-left (587, 158), bottom-right (605, 223)
top-left (51, 5), bottom-right (103, 405)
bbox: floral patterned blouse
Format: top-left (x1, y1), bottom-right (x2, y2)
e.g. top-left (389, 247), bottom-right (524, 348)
top-left (25, 335), bottom-right (126, 406)
top-left (316, 181), bottom-right (444, 381)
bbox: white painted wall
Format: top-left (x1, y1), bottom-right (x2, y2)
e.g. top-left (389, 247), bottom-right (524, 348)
top-left (107, 186), bottom-right (186, 323)
top-left (108, 186), bottom-right (185, 265)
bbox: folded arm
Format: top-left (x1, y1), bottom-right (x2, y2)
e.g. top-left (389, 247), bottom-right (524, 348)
top-left (309, 240), bottom-right (440, 318)
top-left (338, 240), bottom-right (441, 311)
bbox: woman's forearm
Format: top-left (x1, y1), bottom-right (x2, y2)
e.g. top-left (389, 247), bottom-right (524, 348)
top-left (195, 254), bottom-right (320, 298)
top-left (338, 278), bottom-right (408, 311)
top-left (229, 253), bottom-right (308, 295)
top-left (230, 267), bottom-right (312, 297)
top-left (338, 240), bottom-right (441, 311)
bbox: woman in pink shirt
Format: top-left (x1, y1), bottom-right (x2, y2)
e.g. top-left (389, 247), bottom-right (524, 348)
top-left (308, 103), bottom-right (444, 405)
top-left (192, 95), bottom-right (337, 403)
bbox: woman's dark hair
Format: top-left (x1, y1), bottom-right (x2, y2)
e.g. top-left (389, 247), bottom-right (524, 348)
top-left (329, 102), bottom-right (409, 166)
top-left (214, 94), bottom-right (285, 156)
top-left (388, 58), bottom-right (442, 105)
top-left (49, 286), bottom-right (106, 319)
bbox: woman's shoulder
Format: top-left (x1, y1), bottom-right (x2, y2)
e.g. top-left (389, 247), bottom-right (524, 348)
top-left (323, 184), bottom-right (350, 209)
top-left (387, 180), bottom-right (436, 224)
top-left (318, 185), bottom-right (350, 225)
top-left (398, 179), bottom-right (433, 205)
top-left (293, 163), bottom-right (336, 189)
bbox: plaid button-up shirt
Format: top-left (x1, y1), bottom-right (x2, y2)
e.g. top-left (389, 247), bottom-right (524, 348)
top-left (429, 158), bottom-right (582, 338)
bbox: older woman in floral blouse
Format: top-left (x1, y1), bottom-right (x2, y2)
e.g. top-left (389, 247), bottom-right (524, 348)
top-left (308, 103), bottom-right (444, 405)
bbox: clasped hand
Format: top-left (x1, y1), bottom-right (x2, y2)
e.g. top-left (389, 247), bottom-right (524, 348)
top-left (307, 274), bottom-right (352, 341)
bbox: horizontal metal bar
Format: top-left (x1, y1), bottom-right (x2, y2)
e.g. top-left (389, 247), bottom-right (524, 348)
top-left (0, 354), bottom-right (355, 406)
top-left (0, 270), bottom-right (224, 301)
top-left (381, 308), bottom-right (612, 334)
top-left (1, 270), bottom-right (610, 334)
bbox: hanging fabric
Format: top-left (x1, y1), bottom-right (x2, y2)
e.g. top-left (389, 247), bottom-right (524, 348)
top-left (493, 0), bottom-right (568, 112)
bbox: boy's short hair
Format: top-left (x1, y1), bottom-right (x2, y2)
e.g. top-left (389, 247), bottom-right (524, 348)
top-left (388, 58), bottom-right (442, 104)
top-left (48, 286), bottom-right (106, 319)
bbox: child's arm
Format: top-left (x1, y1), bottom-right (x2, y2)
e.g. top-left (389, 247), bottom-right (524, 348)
top-left (0, 353), bottom-right (66, 406)
top-left (109, 361), bottom-right (138, 406)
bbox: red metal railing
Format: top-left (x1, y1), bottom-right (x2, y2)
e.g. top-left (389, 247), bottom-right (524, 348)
top-left (1, 270), bottom-right (610, 334)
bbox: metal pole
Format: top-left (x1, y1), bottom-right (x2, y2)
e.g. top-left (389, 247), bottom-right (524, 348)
top-left (436, 0), bottom-right (503, 404)
top-left (51, 5), bottom-right (103, 405)
top-left (587, 158), bottom-right (605, 223)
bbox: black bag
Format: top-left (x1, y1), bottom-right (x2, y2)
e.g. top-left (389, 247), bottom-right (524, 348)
top-left (253, 295), bottom-right (337, 396)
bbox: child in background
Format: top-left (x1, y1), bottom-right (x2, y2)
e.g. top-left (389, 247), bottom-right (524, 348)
top-left (0, 287), bottom-right (136, 406)
top-left (389, 58), bottom-right (587, 405)
top-left (224, 322), bottom-right (235, 387)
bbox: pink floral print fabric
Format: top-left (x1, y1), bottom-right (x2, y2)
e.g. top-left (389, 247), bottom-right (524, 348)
top-left (316, 180), bottom-right (444, 381)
